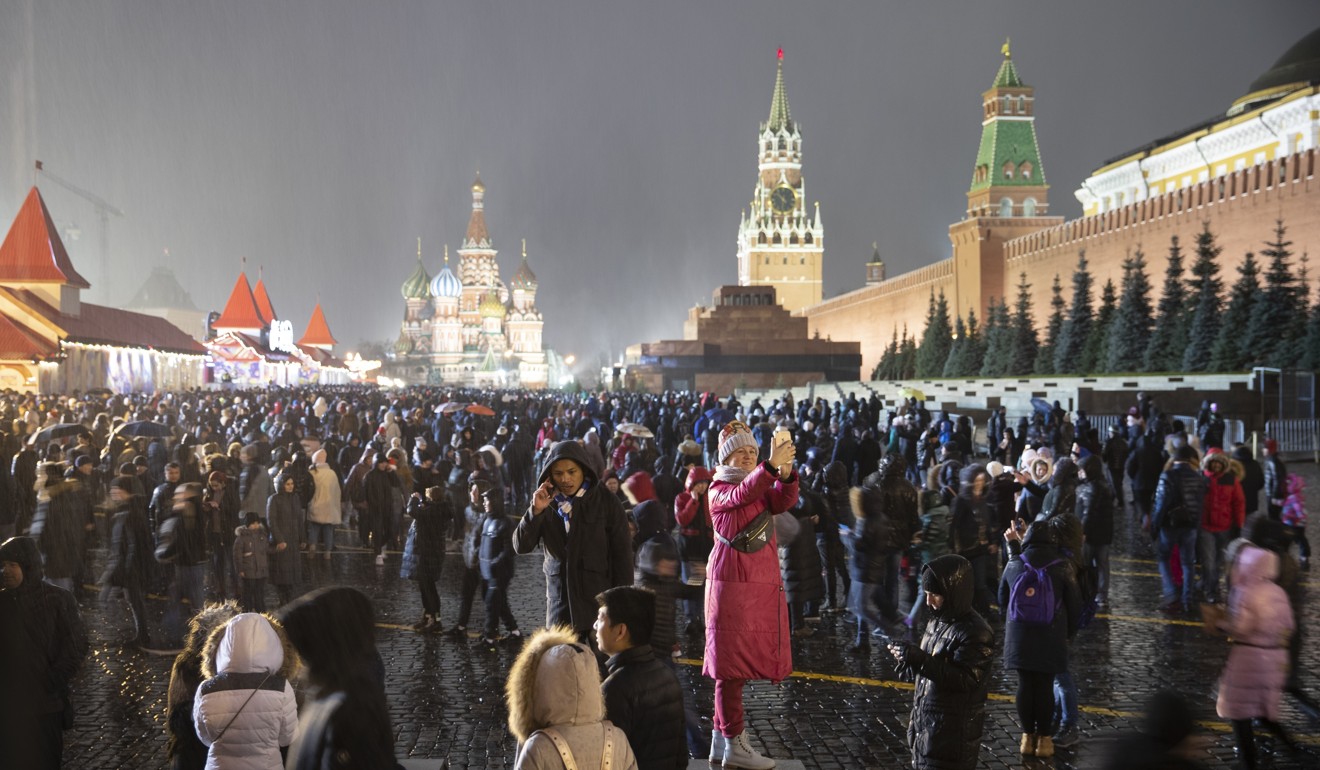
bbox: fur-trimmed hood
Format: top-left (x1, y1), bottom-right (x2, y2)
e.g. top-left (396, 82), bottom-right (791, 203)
top-left (505, 625), bottom-right (603, 743)
top-left (201, 612), bottom-right (299, 680)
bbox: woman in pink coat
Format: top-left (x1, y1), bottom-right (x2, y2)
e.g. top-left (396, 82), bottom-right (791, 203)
top-left (1215, 543), bottom-right (1298, 768)
top-left (704, 421), bottom-right (797, 769)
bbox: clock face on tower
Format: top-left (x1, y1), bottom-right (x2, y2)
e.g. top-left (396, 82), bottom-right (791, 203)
top-left (770, 185), bottom-right (796, 214)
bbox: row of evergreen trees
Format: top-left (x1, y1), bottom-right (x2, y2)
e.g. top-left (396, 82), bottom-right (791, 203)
top-left (873, 220), bottom-right (1319, 380)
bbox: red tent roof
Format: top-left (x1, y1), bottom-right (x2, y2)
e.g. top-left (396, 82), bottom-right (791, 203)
top-left (3, 287), bottom-right (205, 355)
top-left (0, 187), bottom-right (91, 288)
top-left (0, 312), bottom-right (55, 358)
top-left (297, 302), bottom-right (338, 347)
top-left (252, 279), bottom-right (276, 324)
top-left (213, 272), bottom-right (265, 331)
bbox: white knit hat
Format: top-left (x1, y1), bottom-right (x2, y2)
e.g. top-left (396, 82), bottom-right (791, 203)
top-left (718, 421), bottom-right (759, 464)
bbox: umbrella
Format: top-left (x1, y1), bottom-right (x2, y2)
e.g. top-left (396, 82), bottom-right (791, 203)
top-left (113, 420), bottom-right (174, 439)
top-left (436, 402), bottom-right (466, 414)
top-left (617, 422), bottom-right (654, 439)
top-left (465, 404), bottom-right (496, 417)
top-left (703, 407), bottom-right (735, 425)
top-left (1030, 397), bottom-right (1053, 417)
top-left (29, 423), bottom-right (91, 445)
top-left (899, 387), bottom-right (927, 401)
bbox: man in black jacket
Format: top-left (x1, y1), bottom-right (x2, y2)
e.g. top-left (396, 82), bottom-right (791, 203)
top-left (1125, 426), bottom-right (1164, 527)
top-left (595, 586), bottom-right (687, 770)
top-left (1152, 445), bottom-right (1207, 613)
top-left (0, 536), bottom-right (89, 769)
top-left (887, 554), bottom-right (993, 770)
top-left (515, 441), bottom-right (632, 644)
top-left (1262, 439), bottom-right (1287, 520)
top-left (848, 454), bottom-right (920, 651)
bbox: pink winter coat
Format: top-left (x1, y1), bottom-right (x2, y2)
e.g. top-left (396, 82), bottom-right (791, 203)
top-left (703, 463), bottom-right (798, 683)
top-left (1216, 545), bottom-right (1294, 721)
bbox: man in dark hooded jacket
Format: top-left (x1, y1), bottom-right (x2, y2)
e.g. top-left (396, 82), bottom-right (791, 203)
top-left (0, 536), bottom-right (89, 769)
top-left (848, 454), bottom-right (919, 651)
top-left (515, 440), bottom-right (633, 644)
top-left (887, 554), bottom-right (993, 770)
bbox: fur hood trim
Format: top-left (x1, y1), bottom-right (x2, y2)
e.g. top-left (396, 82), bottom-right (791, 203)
top-left (505, 625), bottom-right (601, 743)
top-left (201, 612), bottom-right (299, 681)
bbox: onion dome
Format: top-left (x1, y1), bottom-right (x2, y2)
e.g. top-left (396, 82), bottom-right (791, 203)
top-left (430, 246), bottom-right (462, 299)
top-left (393, 329), bottom-right (413, 356)
top-left (479, 285), bottom-right (507, 319)
top-left (401, 255), bottom-right (431, 300)
top-left (511, 239), bottom-right (538, 290)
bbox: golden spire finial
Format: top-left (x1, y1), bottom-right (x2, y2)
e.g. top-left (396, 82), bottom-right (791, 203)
top-left (417, 237), bottom-right (422, 260)
top-left (443, 244), bottom-right (449, 264)
top-left (1002, 38), bottom-right (1011, 58)
top-left (522, 238), bottom-right (527, 258)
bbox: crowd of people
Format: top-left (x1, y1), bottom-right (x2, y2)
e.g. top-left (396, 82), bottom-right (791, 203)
top-left (0, 383), bottom-right (1312, 769)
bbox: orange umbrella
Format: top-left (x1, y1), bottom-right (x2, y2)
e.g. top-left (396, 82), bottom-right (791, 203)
top-left (465, 404), bottom-right (496, 416)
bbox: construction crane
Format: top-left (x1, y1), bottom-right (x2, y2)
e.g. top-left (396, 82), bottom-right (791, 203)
top-left (34, 160), bottom-right (124, 300)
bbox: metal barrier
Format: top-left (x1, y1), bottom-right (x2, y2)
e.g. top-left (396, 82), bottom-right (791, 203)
top-left (1265, 418), bottom-right (1320, 458)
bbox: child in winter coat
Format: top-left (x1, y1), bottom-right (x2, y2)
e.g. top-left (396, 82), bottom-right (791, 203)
top-left (193, 612), bottom-right (299, 770)
top-left (478, 489), bottom-right (519, 645)
top-left (233, 513), bottom-right (269, 613)
top-left (1281, 473), bottom-right (1308, 568)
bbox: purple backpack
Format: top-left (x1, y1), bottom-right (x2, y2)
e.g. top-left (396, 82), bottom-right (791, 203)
top-left (1008, 555), bottom-right (1064, 626)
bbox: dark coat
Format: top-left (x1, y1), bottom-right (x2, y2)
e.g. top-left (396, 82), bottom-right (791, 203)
top-left (105, 497), bottom-right (154, 588)
top-left (896, 555), bottom-right (993, 770)
top-left (949, 465), bottom-right (992, 560)
top-left (1153, 463), bottom-right (1208, 532)
top-left (633, 499), bottom-right (683, 655)
top-left (266, 487), bottom-right (305, 586)
top-left (478, 512), bottom-right (517, 586)
top-left (1076, 477), bottom-right (1115, 547)
top-left (602, 645), bottom-right (687, 770)
top-left (0, 537), bottom-right (88, 717)
top-left (998, 527), bottom-right (1081, 674)
top-left (850, 457), bottom-right (916, 582)
top-left (513, 441), bottom-right (633, 637)
top-left (400, 496), bottom-right (451, 580)
top-left (1233, 446), bottom-right (1265, 514)
top-left (461, 505), bottom-right (484, 570)
top-left (32, 479), bottom-right (87, 580)
top-left (1125, 432), bottom-right (1165, 493)
top-left (779, 491), bottom-right (824, 605)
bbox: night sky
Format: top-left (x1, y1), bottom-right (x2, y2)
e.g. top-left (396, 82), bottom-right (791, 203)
top-left (1, 1), bottom-right (1314, 365)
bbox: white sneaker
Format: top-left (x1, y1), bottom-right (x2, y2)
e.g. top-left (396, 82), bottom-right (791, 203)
top-left (709, 731), bottom-right (726, 765)
top-left (723, 731), bottom-right (775, 769)
top-left (375, 553), bottom-right (385, 565)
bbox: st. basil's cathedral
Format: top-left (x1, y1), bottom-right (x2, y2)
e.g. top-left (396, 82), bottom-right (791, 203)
top-left (393, 176), bottom-right (548, 388)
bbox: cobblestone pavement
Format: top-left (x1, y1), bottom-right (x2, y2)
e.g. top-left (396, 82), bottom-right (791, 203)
top-left (63, 465), bottom-right (1320, 769)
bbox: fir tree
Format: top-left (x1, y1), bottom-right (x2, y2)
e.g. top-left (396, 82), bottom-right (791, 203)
top-left (1143, 235), bottom-right (1189, 372)
top-left (980, 299), bottom-right (1010, 377)
top-left (898, 325), bottom-right (918, 379)
top-left (1181, 222), bottom-right (1223, 372)
top-left (1035, 275), bottom-right (1067, 374)
top-left (942, 315), bottom-right (967, 378)
top-left (873, 327), bottom-right (899, 380)
top-left (1106, 248), bottom-right (1154, 373)
top-left (1302, 278), bottom-right (1320, 370)
top-left (916, 289), bottom-right (953, 378)
top-left (953, 308), bottom-right (986, 377)
top-left (1054, 251), bottom-right (1094, 374)
top-left (1009, 273), bottom-right (1039, 376)
top-left (1081, 278), bottom-right (1117, 374)
top-left (1209, 253), bottom-right (1261, 372)
top-left (1245, 220), bottom-right (1306, 367)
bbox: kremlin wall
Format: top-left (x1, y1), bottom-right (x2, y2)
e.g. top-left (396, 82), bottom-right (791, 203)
top-left (802, 31), bottom-right (1320, 377)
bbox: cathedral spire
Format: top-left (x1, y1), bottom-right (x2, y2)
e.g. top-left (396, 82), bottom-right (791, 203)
top-left (767, 48), bottom-right (793, 132)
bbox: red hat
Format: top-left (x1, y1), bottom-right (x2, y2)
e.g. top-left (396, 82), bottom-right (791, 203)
top-left (685, 466), bottom-right (713, 490)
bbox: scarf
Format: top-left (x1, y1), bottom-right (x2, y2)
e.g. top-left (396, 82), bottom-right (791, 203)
top-left (713, 464), bottom-right (750, 485)
top-left (552, 480), bottom-right (591, 534)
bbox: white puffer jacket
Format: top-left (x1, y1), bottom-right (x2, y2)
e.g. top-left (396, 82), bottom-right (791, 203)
top-left (307, 463), bottom-right (342, 525)
top-left (194, 613), bottom-right (299, 770)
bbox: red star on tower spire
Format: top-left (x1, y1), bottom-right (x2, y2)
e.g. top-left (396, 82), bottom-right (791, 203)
top-left (777, 47), bottom-right (783, 60)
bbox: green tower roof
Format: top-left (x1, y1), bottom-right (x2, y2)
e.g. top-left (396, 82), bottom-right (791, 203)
top-left (969, 46), bottom-right (1044, 194)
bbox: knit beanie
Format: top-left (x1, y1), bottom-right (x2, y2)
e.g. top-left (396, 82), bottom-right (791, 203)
top-left (717, 420), bottom-right (758, 464)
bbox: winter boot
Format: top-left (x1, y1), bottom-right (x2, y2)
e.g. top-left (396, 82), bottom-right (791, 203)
top-left (709, 731), bottom-right (726, 766)
top-left (722, 731), bottom-right (775, 769)
top-left (412, 614), bottom-right (435, 632)
top-left (1019, 733), bottom-right (1036, 756)
top-left (1035, 735), bottom-right (1054, 758)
